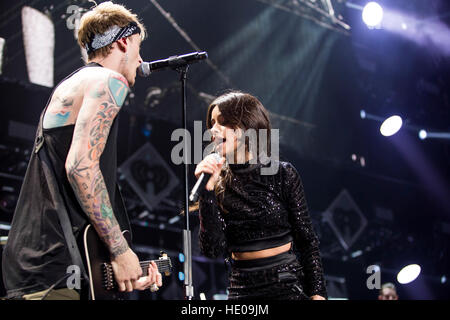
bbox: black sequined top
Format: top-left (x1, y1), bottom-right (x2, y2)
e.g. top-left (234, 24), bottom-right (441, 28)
top-left (198, 160), bottom-right (327, 297)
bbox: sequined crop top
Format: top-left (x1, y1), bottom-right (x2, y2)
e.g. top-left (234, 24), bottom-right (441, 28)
top-left (198, 160), bottom-right (327, 297)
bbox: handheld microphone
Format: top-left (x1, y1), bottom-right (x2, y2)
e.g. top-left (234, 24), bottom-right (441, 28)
top-left (138, 51), bottom-right (208, 77)
top-left (189, 153), bottom-right (222, 203)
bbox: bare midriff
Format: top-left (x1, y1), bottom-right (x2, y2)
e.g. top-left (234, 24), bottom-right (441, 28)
top-left (231, 242), bottom-right (292, 260)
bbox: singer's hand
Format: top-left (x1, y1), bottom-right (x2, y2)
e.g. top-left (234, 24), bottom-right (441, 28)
top-left (194, 154), bottom-right (225, 191)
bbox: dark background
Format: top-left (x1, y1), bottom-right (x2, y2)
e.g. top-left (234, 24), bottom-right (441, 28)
top-left (0, 0), bottom-right (449, 299)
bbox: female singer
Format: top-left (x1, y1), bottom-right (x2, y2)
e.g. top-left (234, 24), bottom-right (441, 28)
top-left (195, 91), bottom-right (327, 300)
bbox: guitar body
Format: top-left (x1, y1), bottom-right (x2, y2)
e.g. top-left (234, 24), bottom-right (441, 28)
top-left (82, 224), bottom-right (130, 300)
top-left (81, 224), bottom-right (171, 300)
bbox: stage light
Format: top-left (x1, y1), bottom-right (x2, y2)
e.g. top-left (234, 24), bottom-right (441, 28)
top-left (362, 2), bottom-right (383, 28)
top-left (21, 6), bottom-right (55, 87)
top-left (141, 123), bottom-right (152, 137)
top-left (441, 275), bottom-right (447, 284)
top-left (168, 215), bottom-right (180, 224)
top-left (351, 250), bottom-right (363, 258)
top-left (419, 129), bottom-right (427, 140)
top-left (213, 293), bottom-right (228, 300)
top-left (360, 110), bottom-right (384, 121)
top-left (0, 37), bottom-right (5, 75)
top-left (417, 131), bottom-right (450, 140)
top-left (360, 156), bottom-right (366, 167)
top-left (380, 115), bottom-right (403, 136)
top-left (178, 252), bottom-right (186, 281)
top-left (360, 110), bottom-right (367, 119)
top-left (397, 264), bottom-right (421, 284)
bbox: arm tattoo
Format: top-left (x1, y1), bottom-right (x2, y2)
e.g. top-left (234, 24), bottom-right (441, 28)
top-left (67, 73), bottom-right (130, 257)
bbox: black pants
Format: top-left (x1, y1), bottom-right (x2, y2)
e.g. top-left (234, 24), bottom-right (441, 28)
top-left (227, 250), bottom-right (309, 300)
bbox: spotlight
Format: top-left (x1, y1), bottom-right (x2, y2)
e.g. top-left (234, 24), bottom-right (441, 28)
top-left (362, 2), bottom-right (384, 28)
top-left (380, 115), bottom-right (403, 137)
top-left (360, 110), bottom-right (367, 119)
top-left (360, 109), bottom-right (384, 121)
top-left (21, 6), bottom-right (55, 87)
top-left (0, 37), bottom-right (4, 75)
top-left (419, 129), bottom-right (427, 140)
top-left (397, 264), bottom-right (421, 284)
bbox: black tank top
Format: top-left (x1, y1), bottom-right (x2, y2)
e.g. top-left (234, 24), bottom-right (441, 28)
top-left (1, 63), bottom-right (130, 298)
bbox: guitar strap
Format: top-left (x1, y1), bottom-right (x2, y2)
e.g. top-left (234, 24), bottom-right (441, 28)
top-left (37, 143), bottom-right (90, 297)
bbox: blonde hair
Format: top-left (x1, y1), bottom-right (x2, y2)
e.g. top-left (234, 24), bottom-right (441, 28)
top-left (77, 1), bottom-right (147, 60)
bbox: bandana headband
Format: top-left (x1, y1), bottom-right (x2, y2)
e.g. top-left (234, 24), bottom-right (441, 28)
top-left (85, 21), bottom-right (141, 54)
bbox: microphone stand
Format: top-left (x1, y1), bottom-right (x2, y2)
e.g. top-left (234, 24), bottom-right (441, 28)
top-left (175, 64), bottom-right (194, 300)
top-left (138, 51), bottom-right (207, 300)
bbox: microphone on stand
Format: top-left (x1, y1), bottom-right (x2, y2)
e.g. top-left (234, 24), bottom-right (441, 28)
top-left (138, 51), bottom-right (208, 77)
top-left (189, 153), bottom-right (222, 203)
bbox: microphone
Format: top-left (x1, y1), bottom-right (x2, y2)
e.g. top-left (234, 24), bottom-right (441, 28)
top-left (189, 153), bottom-right (221, 203)
top-left (138, 51), bottom-right (208, 77)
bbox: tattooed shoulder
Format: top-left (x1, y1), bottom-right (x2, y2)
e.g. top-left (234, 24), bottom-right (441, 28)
top-left (43, 83), bottom-right (80, 129)
top-left (108, 73), bottom-right (129, 107)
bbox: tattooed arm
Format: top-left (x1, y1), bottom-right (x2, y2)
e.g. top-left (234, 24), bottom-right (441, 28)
top-left (65, 71), bottom-right (142, 292)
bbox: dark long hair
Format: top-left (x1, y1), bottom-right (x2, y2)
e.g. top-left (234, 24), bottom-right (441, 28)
top-left (206, 91), bottom-right (272, 212)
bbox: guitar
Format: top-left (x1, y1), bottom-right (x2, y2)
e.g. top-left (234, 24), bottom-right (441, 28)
top-left (81, 224), bottom-right (172, 300)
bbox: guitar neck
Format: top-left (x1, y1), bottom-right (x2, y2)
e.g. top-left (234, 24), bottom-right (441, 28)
top-left (140, 259), bottom-right (171, 274)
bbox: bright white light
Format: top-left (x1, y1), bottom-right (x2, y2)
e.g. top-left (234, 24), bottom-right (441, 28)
top-left (0, 37), bottom-right (4, 75)
top-left (397, 264), bottom-right (421, 284)
top-left (360, 110), bottom-right (366, 119)
top-left (362, 2), bottom-right (384, 28)
top-left (419, 130), bottom-right (427, 140)
top-left (441, 275), bottom-right (447, 284)
top-left (380, 115), bottom-right (403, 136)
top-left (22, 6), bottom-right (55, 87)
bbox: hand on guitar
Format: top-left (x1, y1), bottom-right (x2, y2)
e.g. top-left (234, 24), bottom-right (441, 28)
top-left (111, 249), bottom-right (163, 292)
top-left (110, 248), bottom-right (143, 292)
top-left (133, 261), bottom-right (163, 292)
